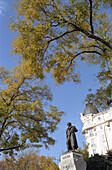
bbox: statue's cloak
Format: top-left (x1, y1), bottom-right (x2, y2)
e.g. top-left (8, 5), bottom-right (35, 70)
top-left (66, 126), bottom-right (78, 150)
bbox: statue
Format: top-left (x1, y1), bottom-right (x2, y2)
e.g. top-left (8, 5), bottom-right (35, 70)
top-left (59, 122), bottom-right (86, 170)
top-left (66, 122), bottom-right (78, 151)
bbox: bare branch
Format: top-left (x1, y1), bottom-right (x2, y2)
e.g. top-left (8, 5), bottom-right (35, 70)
top-left (0, 119), bottom-right (8, 139)
top-left (67, 50), bottom-right (102, 69)
top-left (107, 99), bottom-right (112, 106)
top-left (48, 29), bottom-right (77, 44)
top-left (18, 114), bottom-right (44, 122)
top-left (0, 116), bottom-right (14, 139)
top-left (11, 78), bottom-right (25, 100)
top-left (0, 145), bottom-right (22, 152)
top-left (48, 18), bottom-right (112, 50)
top-left (64, 21), bottom-right (112, 50)
top-left (7, 77), bottom-right (25, 106)
top-left (4, 121), bottom-right (18, 130)
top-left (89, 0), bottom-right (94, 34)
top-left (1, 96), bottom-right (9, 106)
top-left (76, 26), bottom-right (112, 50)
top-left (74, 50), bottom-right (102, 59)
top-left (83, 45), bottom-right (104, 51)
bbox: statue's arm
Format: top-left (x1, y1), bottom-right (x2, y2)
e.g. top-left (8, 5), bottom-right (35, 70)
top-left (66, 129), bottom-right (68, 137)
top-left (73, 126), bottom-right (78, 132)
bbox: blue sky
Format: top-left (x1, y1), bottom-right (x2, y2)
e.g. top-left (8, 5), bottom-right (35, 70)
top-left (0, 0), bottom-right (101, 162)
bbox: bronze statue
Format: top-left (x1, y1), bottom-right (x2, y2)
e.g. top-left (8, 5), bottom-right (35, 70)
top-left (66, 122), bottom-right (78, 151)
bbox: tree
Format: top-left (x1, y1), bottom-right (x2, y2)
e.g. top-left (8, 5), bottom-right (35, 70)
top-left (0, 152), bottom-right (59, 169)
top-left (86, 153), bottom-right (112, 170)
top-left (10, 0), bottom-right (112, 110)
top-left (85, 83), bottom-right (112, 111)
top-left (0, 62), bottom-right (63, 155)
top-left (76, 148), bottom-right (112, 170)
top-left (76, 142), bottom-right (89, 161)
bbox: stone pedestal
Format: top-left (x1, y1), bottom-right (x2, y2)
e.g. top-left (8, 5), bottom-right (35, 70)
top-left (59, 151), bottom-right (86, 170)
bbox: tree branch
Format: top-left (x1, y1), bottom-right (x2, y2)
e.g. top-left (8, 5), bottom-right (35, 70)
top-left (48, 29), bottom-right (77, 44)
top-left (84, 45), bottom-right (103, 51)
top-left (0, 145), bottom-right (22, 152)
top-left (67, 50), bottom-right (102, 69)
top-left (18, 114), bottom-right (43, 122)
top-left (65, 21), bottom-right (112, 50)
top-left (74, 50), bottom-right (102, 59)
top-left (77, 26), bottom-right (112, 50)
top-left (107, 99), bottom-right (112, 106)
top-left (8, 77), bottom-right (25, 106)
top-left (0, 117), bottom-right (9, 139)
top-left (4, 121), bottom-right (18, 130)
top-left (47, 18), bottom-right (112, 49)
top-left (1, 96), bottom-right (9, 106)
top-left (89, 0), bottom-right (94, 34)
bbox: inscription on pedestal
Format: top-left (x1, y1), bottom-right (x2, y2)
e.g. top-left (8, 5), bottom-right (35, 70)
top-left (62, 155), bottom-right (71, 160)
top-left (59, 151), bottom-right (86, 170)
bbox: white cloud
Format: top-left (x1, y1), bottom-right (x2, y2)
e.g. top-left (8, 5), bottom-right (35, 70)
top-left (0, 0), bottom-right (7, 16)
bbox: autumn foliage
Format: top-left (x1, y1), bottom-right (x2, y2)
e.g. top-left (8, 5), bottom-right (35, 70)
top-left (11, 0), bottom-right (112, 84)
top-left (0, 0), bottom-right (112, 155)
top-left (0, 62), bottom-right (63, 155)
top-left (10, 0), bottom-right (112, 110)
top-left (0, 153), bottom-right (59, 170)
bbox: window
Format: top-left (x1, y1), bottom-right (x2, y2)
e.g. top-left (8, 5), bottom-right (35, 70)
top-left (110, 121), bottom-right (112, 127)
top-left (87, 120), bottom-right (91, 124)
top-left (89, 129), bottom-right (93, 136)
top-left (91, 139), bottom-right (95, 147)
top-left (98, 117), bottom-right (101, 120)
top-left (102, 135), bottom-right (105, 141)
top-left (93, 149), bottom-right (97, 155)
top-left (109, 112), bottom-right (112, 117)
top-left (104, 146), bottom-right (107, 153)
top-left (107, 122), bottom-right (110, 127)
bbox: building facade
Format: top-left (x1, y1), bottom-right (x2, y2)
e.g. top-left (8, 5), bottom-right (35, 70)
top-left (81, 103), bottom-right (112, 156)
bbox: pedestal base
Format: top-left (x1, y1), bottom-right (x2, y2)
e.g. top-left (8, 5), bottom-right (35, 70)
top-left (59, 151), bottom-right (86, 170)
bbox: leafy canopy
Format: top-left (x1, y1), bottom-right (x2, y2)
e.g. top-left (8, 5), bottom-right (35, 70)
top-left (0, 62), bottom-right (63, 155)
top-left (11, 0), bottom-right (112, 83)
top-left (85, 83), bottom-right (112, 111)
top-left (77, 142), bottom-right (89, 161)
top-left (86, 153), bottom-right (112, 170)
top-left (10, 0), bottom-right (112, 110)
top-left (0, 152), bottom-right (59, 169)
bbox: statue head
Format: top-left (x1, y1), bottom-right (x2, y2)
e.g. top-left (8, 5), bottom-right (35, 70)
top-left (67, 122), bottom-right (71, 127)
